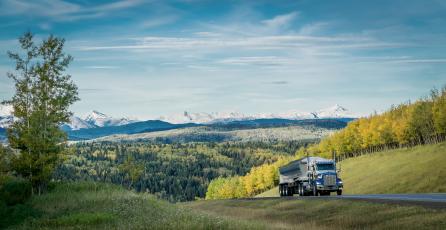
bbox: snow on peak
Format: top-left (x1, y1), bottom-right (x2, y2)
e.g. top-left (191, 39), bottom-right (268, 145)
top-left (316, 104), bottom-right (354, 118)
top-left (0, 104), bottom-right (13, 117)
top-left (64, 116), bottom-right (97, 130)
top-left (159, 105), bottom-right (356, 124)
top-left (83, 110), bottom-right (137, 128)
top-left (0, 104), bottom-right (14, 128)
top-left (159, 111), bottom-right (251, 124)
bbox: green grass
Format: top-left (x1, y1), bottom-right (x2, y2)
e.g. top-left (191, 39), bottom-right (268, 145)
top-left (7, 182), bottom-right (263, 230)
top-left (340, 142), bottom-right (446, 194)
top-left (184, 198), bottom-right (446, 229)
top-left (257, 142), bottom-right (446, 197)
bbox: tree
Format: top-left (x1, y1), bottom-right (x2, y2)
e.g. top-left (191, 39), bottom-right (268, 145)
top-left (5, 32), bottom-right (79, 194)
top-left (432, 87), bottom-right (446, 138)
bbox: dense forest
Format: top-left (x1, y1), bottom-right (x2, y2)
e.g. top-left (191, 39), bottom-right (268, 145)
top-left (205, 86), bottom-right (446, 199)
top-left (54, 140), bottom-right (311, 202)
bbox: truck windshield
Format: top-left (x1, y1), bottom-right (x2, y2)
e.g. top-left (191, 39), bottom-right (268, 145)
top-left (316, 163), bottom-right (334, 171)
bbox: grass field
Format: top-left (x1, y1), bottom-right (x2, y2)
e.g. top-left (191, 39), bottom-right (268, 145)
top-left (4, 182), bottom-right (261, 230)
top-left (184, 198), bottom-right (446, 229)
top-left (257, 142), bottom-right (446, 197)
top-left (5, 182), bottom-right (446, 230)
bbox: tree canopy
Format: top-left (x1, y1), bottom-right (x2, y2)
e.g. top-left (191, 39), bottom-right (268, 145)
top-left (4, 32), bottom-right (79, 194)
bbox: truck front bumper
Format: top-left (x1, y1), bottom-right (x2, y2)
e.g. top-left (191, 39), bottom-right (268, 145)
top-left (316, 185), bottom-right (342, 191)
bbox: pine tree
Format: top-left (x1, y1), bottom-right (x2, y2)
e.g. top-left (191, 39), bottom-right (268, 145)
top-left (5, 32), bottom-right (79, 194)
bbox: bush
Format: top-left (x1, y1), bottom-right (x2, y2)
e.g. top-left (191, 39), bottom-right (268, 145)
top-left (0, 177), bottom-right (32, 206)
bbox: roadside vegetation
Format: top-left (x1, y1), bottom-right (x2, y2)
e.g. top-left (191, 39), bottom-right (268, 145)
top-left (2, 182), bottom-right (262, 229)
top-left (4, 181), bottom-right (445, 230)
top-left (184, 198), bottom-right (446, 230)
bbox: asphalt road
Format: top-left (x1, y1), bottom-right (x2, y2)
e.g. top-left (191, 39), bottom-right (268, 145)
top-left (252, 193), bottom-right (446, 209)
top-left (341, 193), bottom-right (446, 203)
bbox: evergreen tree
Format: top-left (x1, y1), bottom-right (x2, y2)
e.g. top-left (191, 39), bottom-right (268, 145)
top-left (5, 32), bottom-right (79, 194)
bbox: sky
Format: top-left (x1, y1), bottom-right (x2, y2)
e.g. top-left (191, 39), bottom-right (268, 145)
top-left (0, 0), bottom-right (446, 120)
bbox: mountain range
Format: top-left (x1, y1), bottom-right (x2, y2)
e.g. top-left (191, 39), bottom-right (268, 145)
top-left (0, 104), bottom-right (356, 141)
top-left (158, 104), bottom-right (356, 124)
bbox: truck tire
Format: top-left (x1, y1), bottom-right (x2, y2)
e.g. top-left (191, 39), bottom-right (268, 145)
top-left (298, 184), bottom-right (302, 196)
top-left (288, 187), bottom-right (293, 196)
top-left (279, 185), bottom-right (283, 197)
top-left (313, 186), bottom-right (318, 196)
top-left (337, 190), bottom-right (342, 196)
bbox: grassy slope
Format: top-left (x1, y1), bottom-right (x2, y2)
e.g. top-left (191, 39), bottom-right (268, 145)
top-left (5, 179), bottom-right (445, 229)
top-left (185, 199), bottom-right (446, 230)
top-left (8, 182), bottom-right (261, 230)
top-left (257, 142), bottom-right (446, 197)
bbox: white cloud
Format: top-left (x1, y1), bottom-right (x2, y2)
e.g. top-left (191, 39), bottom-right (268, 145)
top-left (299, 22), bottom-right (331, 35)
top-left (0, 0), bottom-right (144, 21)
top-left (218, 56), bottom-right (295, 66)
top-left (141, 15), bottom-right (178, 28)
top-left (194, 32), bottom-right (221, 37)
top-left (77, 34), bottom-right (398, 52)
top-left (84, 66), bottom-right (119, 69)
top-left (262, 11), bottom-right (299, 29)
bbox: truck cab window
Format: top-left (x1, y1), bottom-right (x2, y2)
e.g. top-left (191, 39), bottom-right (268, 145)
top-left (316, 164), bottom-right (335, 171)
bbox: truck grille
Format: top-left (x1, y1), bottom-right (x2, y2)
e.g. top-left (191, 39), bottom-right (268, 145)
top-left (324, 175), bottom-right (336, 186)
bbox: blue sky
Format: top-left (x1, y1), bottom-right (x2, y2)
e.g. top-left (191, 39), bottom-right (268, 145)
top-left (1, 0), bottom-right (446, 119)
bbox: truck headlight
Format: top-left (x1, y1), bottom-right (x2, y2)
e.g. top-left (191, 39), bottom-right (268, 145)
top-left (317, 174), bottom-right (323, 179)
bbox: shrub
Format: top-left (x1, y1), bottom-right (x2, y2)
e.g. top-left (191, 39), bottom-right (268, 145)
top-left (0, 177), bottom-right (32, 206)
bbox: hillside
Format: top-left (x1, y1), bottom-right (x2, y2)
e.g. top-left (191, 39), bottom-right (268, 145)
top-left (184, 198), bottom-right (446, 229)
top-left (4, 182), bottom-right (445, 229)
top-left (257, 142), bottom-right (446, 197)
top-left (339, 142), bottom-right (446, 194)
top-left (92, 125), bottom-right (334, 143)
top-left (2, 182), bottom-right (260, 229)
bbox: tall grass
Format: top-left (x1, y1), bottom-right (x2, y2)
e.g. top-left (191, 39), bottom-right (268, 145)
top-left (11, 182), bottom-right (263, 229)
top-left (185, 198), bottom-right (446, 229)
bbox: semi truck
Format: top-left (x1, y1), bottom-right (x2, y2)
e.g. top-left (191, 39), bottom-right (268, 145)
top-left (279, 156), bottom-right (343, 197)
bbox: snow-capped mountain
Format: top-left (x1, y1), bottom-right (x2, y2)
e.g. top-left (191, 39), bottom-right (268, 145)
top-left (0, 106), bottom-right (138, 131)
top-left (83, 110), bottom-right (136, 128)
top-left (159, 111), bottom-right (250, 124)
top-left (0, 104), bottom-right (14, 128)
top-left (159, 105), bottom-right (357, 124)
top-left (315, 104), bottom-right (355, 119)
top-left (0, 104), bottom-right (13, 117)
top-left (61, 116), bottom-right (97, 131)
top-left (1, 104), bottom-right (356, 129)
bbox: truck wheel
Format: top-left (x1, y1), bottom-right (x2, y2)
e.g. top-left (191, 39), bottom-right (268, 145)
top-left (288, 187), bottom-right (293, 196)
top-left (279, 185), bottom-right (283, 197)
top-left (298, 184), bottom-right (302, 196)
top-left (337, 190), bottom-right (342, 196)
top-left (313, 186), bottom-right (318, 196)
